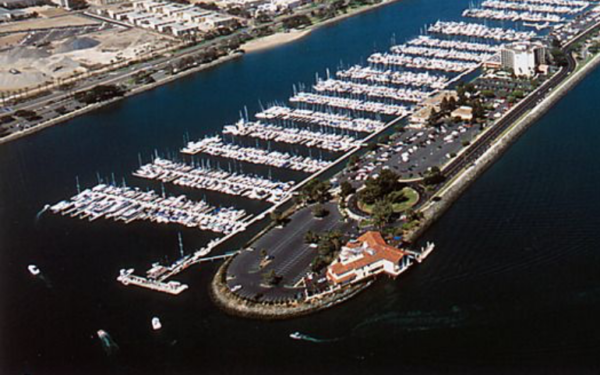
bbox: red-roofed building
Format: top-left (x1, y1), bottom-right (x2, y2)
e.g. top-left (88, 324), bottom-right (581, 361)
top-left (326, 231), bottom-right (413, 286)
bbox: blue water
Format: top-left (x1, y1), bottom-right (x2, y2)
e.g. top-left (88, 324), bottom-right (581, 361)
top-left (2, 0), bottom-right (600, 373)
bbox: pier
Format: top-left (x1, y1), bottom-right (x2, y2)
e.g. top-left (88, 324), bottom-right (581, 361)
top-left (181, 135), bottom-right (332, 173)
top-left (428, 21), bottom-right (536, 41)
top-left (133, 157), bottom-right (295, 203)
top-left (289, 92), bottom-right (409, 116)
top-left (337, 66), bottom-right (449, 89)
top-left (255, 106), bottom-right (386, 133)
top-left (223, 119), bottom-right (362, 152)
top-left (50, 184), bottom-right (250, 234)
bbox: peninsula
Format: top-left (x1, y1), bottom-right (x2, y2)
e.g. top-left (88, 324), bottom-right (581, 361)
top-left (38, 0), bottom-right (600, 318)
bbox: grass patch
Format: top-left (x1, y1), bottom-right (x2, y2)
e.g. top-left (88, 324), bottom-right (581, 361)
top-left (358, 187), bottom-right (419, 214)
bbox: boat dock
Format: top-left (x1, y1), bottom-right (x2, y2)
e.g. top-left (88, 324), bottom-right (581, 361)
top-left (49, 184), bottom-right (250, 234)
top-left (255, 105), bottom-right (386, 133)
top-left (313, 78), bottom-right (430, 103)
top-left (290, 92), bottom-right (409, 116)
top-left (427, 21), bottom-right (536, 41)
top-left (117, 238), bottom-right (241, 295)
top-left (223, 119), bottom-right (362, 152)
top-left (336, 66), bottom-right (449, 89)
top-left (181, 135), bottom-right (332, 173)
top-left (133, 157), bottom-right (295, 203)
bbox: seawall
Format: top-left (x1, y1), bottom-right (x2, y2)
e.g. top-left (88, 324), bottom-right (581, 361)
top-left (404, 52), bottom-right (600, 244)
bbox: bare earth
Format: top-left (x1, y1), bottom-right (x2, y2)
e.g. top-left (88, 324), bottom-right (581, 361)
top-left (0, 28), bottom-right (173, 92)
top-left (0, 14), bottom-right (99, 33)
top-left (0, 33), bottom-right (26, 49)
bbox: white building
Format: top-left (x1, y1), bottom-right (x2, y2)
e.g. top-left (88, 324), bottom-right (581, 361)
top-left (326, 231), bottom-right (412, 286)
top-left (500, 41), bottom-right (547, 77)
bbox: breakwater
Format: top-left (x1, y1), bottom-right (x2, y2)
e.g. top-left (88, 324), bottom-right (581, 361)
top-left (210, 259), bottom-right (373, 319)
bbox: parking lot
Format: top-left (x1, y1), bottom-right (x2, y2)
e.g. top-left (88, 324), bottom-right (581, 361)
top-left (226, 202), bottom-right (355, 302)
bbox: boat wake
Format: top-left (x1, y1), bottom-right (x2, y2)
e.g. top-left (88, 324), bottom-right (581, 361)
top-left (35, 204), bottom-right (50, 223)
top-left (97, 330), bottom-right (119, 355)
top-left (289, 332), bottom-right (342, 343)
top-left (38, 274), bottom-right (53, 289)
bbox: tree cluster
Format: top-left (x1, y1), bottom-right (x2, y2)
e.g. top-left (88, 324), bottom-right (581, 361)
top-left (299, 179), bottom-right (331, 204)
top-left (282, 14), bottom-right (312, 30)
top-left (311, 231), bottom-right (343, 272)
top-left (423, 166), bottom-right (446, 186)
top-left (358, 169), bottom-right (404, 205)
top-left (74, 85), bottom-right (125, 105)
top-left (262, 269), bottom-right (282, 286)
top-left (312, 204), bottom-right (330, 218)
top-left (550, 47), bottom-right (568, 67)
top-left (427, 95), bottom-right (458, 127)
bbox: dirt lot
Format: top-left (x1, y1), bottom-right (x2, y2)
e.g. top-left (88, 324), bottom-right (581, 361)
top-left (0, 14), bottom-right (99, 33)
top-left (0, 27), bottom-right (176, 92)
top-left (0, 33), bottom-right (26, 49)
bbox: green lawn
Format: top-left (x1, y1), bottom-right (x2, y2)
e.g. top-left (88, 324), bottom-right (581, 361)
top-left (358, 187), bottom-right (420, 214)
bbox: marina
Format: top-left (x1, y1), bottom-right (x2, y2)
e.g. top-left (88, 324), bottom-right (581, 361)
top-left (313, 78), bottom-right (430, 103)
top-left (255, 105), bottom-right (387, 133)
top-left (407, 36), bottom-right (502, 53)
top-left (223, 119), bottom-right (362, 152)
top-left (389, 45), bottom-right (494, 62)
top-left (133, 157), bottom-right (295, 203)
top-left (427, 21), bottom-right (537, 41)
top-left (463, 8), bottom-right (564, 23)
top-left (481, 0), bottom-right (587, 15)
top-left (181, 135), bottom-right (333, 173)
top-left (49, 184), bottom-right (250, 234)
top-left (336, 67), bottom-right (449, 89)
top-left (368, 53), bottom-right (481, 73)
top-left (289, 92), bottom-right (409, 116)
top-left (6, 0), bottom-right (600, 370)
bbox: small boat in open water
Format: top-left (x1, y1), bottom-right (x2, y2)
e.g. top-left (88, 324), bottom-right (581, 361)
top-left (289, 332), bottom-right (302, 340)
top-left (152, 317), bottom-right (162, 331)
top-left (28, 264), bottom-right (40, 276)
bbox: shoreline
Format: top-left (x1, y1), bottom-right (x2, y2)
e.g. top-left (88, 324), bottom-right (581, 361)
top-left (210, 258), bottom-right (373, 320)
top-left (0, 52), bottom-right (243, 146)
top-left (210, 42), bottom-right (600, 321)
top-left (0, 0), bottom-right (402, 146)
top-left (242, 0), bottom-right (401, 53)
top-left (404, 51), bottom-right (600, 244)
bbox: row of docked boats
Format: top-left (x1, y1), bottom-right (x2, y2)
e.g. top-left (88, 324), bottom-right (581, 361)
top-left (407, 35), bottom-right (500, 53)
top-left (289, 92), bottom-right (409, 116)
top-left (133, 157), bottom-right (295, 203)
top-left (313, 78), bottom-right (430, 103)
top-left (49, 184), bottom-right (249, 234)
top-left (513, 0), bottom-right (589, 7)
top-left (255, 105), bottom-right (386, 133)
top-left (223, 119), bottom-right (361, 152)
top-left (427, 21), bottom-right (537, 41)
top-left (336, 66), bottom-right (449, 89)
top-left (463, 8), bottom-right (564, 23)
top-left (181, 135), bottom-right (332, 173)
top-left (481, 0), bottom-right (587, 15)
top-left (368, 53), bottom-right (481, 73)
top-left (390, 44), bottom-right (494, 62)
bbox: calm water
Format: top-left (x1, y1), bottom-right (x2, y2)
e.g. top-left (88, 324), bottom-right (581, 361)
top-left (2, 0), bottom-right (600, 373)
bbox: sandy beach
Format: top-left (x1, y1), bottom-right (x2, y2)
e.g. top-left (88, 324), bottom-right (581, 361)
top-left (242, 29), bottom-right (312, 53)
top-left (242, 0), bottom-right (399, 53)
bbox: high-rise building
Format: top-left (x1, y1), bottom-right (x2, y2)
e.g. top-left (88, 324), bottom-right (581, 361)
top-left (500, 41), bottom-right (547, 77)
